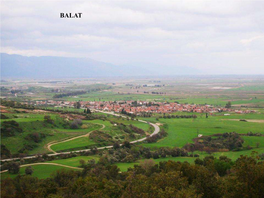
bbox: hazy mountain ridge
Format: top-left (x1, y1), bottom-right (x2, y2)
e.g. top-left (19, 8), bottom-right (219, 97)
top-left (1, 53), bottom-right (200, 78)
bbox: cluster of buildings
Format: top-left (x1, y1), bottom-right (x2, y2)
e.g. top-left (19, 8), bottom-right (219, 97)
top-left (30, 100), bottom-right (242, 114)
top-left (85, 101), bottom-right (232, 114)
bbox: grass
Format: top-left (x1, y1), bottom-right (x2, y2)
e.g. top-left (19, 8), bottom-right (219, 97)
top-left (61, 91), bottom-right (264, 107)
top-left (47, 156), bottom-right (100, 167)
top-left (51, 118), bottom-right (151, 152)
top-left (51, 136), bottom-right (98, 152)
top-left (1, 114), bottom-right (102, 155)
top-left (140, 113), bottom-right (264, 149)
top-left (1, 156), bottom-right (100, 180)
top-left (1, 109), bottom-right (151, 154)
top-left (194, 147), bottom-right (264, 160)
top-left (1, 165), bottom-right (74, 180)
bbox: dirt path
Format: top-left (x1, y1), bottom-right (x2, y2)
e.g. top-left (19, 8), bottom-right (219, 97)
top-left (0, 162), bottom-right (82, 174)
top-left (222, 119), bottom-right (264, 123)
top-left (46, 124), bottom-right (105, 154)
top-left (1, 111), bottom-right (160, 162)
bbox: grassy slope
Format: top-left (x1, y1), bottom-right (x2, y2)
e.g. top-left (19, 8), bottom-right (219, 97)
top-left (51, 118), bottom-right (150, 152)
top-left (1, 114), bottom-right (101, 154)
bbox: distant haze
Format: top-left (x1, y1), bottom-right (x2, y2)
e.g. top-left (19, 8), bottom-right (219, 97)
top-left (1, 0), bottom-right (264, 75)
top-left (1, 53), bottom-right (200, 78)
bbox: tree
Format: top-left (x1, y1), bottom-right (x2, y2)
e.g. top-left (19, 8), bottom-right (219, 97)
top-left (194, 158), bottom-right (203, 165)
top-left (88, 159), bottom-right (96, 165)
top-left (70, 119), bottom-right (82, 129)
top-left (74, 101), bottom-right (81, 109)
top-left (1, 144), bottom-right (11, 159)
top-left (44, 115), bottom-right (54, 124)
top-left (122, 141), bottom-right (131, 148)
top-left (225, 101), bottom-right (232, 108)
top-left (86, 108), bottom-right (91, 114)
top-left (70, 122), bottom-right (79, 129)
top-left (113, 142), bottom-right (120, 150)
top-left (25, 166), bottom-right (33, 175)
top-left (79, 159), bottom-right (86, 167)
top-left (8, 162), bottom-right (20, 174)
top-left (122, 154), bottom-right (135, 163)
top-left (139, 159), bottom-right (155, 172)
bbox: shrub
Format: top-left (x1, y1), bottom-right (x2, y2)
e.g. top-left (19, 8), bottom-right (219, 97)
top-left (25, 166), bottom-right (33, 175)
top-left (7, 162), bottom-right (20, 174)
top-left (70, 119), bottom-right (83, 129)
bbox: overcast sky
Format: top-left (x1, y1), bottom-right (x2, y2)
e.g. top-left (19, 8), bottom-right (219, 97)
top-left (1, 0), bottom-right (264, 74)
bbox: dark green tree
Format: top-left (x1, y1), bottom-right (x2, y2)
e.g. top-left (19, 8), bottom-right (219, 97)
top-left (25, 166), bottom-right (33, 175)
top-left (74, 101), bottom-right (81, 109)
top-left (8, 162), bottom-right (20, 174)
top-left (225, 101), bottom-right (232, 108)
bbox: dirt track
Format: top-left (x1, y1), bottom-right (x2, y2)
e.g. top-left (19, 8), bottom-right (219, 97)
top-left (222, 119), bottom-right (264, 123)
top-left (0, 162), bottom-right (82, 174)
top-left (46, 124), bottom-right (105, 154)
top-left (0, 111), bottom-right (160, 162)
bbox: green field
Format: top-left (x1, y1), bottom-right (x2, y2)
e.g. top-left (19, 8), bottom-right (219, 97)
top-left (140, 113), bottom-right (264, 149)
top-left (1, 165), bottom-right (74, 180)
top-left (1, 156), bottom-right (100, 179)
top-left (50, 118), bottom-right (151, 152)
top-left (50, 135), bottom-right (98, 152)
top-left (1, 113), bottom-right (103, 155)
top-left (1, 109), bottom-right (151, 154)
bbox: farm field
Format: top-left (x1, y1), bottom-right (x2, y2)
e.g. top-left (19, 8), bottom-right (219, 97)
top-left (140, 113), bottom-right (264, 148)
top-left (53, 92), bottom-right (264, 107)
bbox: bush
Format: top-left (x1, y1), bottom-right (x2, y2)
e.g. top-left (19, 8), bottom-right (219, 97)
top-left (1, 144), bottom-right (11, 159)
top-left (25, 133), bottom-right (46, 143)
top-left (25, 166), bottom-right (33, 175)
top-left (70, 119), bottom-right (82, 129)
top-left (1, 120), bottom-right (23, 137)
top-left (8, 162), bottom-right (20, 174)
top-left (44, 115), bottom-right (54, 124)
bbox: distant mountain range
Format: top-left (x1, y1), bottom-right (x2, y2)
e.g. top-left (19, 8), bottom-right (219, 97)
top-left (1, 53), bottom-right (200, 78)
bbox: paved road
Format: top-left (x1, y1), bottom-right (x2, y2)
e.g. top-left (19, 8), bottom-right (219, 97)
top-left (0, 111), bottom-right (160, 162)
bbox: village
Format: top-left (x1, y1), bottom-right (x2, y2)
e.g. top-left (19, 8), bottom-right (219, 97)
top-left (29, 100), bottom-right (255, 115)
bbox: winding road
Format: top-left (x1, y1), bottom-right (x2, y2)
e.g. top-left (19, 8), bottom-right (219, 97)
top-left (0, 111), bottom-right (160, 162)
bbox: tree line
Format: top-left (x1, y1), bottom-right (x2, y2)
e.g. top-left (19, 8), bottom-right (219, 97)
top-left (1, 153), bottom-right (263, 198)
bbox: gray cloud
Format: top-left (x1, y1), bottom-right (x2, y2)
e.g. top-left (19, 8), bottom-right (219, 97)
top-left (1, 0), bottom-right (264, 74)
